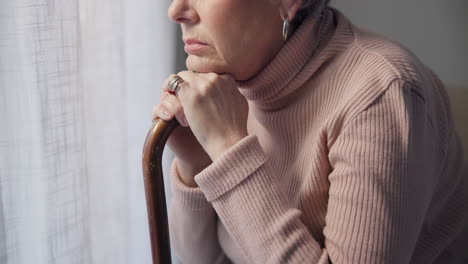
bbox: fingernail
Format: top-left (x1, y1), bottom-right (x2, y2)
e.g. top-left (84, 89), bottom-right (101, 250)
top-left (160, 108), bottom-right (172, 119)
top-left (182, 116), bottom-right (189, 127)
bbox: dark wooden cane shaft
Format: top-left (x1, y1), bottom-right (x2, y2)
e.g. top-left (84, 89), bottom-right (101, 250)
top-left (142, 118), bottom-right (179, 264)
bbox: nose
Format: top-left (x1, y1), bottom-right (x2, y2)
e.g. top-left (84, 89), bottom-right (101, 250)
top-left (168, 0), bottom-right (198, 24)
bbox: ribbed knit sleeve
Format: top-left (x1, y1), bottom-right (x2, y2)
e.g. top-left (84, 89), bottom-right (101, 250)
top-left (192, 80), bottom-right (439, 263)
top-left (168, 158), bottom-right (231, 264)
top-left (195, 135), bottom-right (327, 263)
top-left (324, 80), bottom-right (437, 263)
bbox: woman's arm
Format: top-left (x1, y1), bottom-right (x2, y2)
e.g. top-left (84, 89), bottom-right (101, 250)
top-left (192, 81), bottom-right (439, 263)
top-left (168, 158), bottom-right (231, 264)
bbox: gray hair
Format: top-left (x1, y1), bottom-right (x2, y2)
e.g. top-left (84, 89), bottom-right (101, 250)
top-left (292, 0), bottom-right (330, 27)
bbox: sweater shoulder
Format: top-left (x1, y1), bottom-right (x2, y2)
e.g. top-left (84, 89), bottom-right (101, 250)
top-left (349, 26), bottom-right (431, 88)
top-left (327, 23), bottom-right (447, 114)
top-left (321, 23), bottom-right (451, 137)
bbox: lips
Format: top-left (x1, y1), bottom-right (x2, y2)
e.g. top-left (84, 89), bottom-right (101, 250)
top-left (184, 38), bottom-right (208, 54)
top-left (184, 38), bottom-right (207, 45)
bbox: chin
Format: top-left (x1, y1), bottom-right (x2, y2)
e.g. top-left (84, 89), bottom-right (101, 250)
top-left (185, 55), bottom-right (255, 81)
top-left (186, 55), bottom-right (229, 75)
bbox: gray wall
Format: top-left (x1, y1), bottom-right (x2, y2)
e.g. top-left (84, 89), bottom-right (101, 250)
top-left (331, 0), bottom-right (468, 88)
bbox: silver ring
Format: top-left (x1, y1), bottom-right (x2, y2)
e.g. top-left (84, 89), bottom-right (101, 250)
top-left (168, 75), bottom-right (184, 95)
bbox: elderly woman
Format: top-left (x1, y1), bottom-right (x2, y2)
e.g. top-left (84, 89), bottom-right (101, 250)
top-left (152, 0), bottom-right (468, 263)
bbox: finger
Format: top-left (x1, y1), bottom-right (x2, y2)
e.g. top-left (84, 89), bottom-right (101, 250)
top-left (160, 74), bottom-right (188, 123)
top-left (158, 90), bottom-right (171, 102)
top-left (177, 70), bottom-right (211, 100)
top-left (161, 94), bottom-right (188, 127)
top-left (163, 74), bottom-right (182, 94)
top-left (152, 103), bottom-right (173, 121)
top-left (156, 74), bottom-right (188, 126)
top-left (177, 70), bottom-right (208, 84)
top-left (153, 89), bottom-right (174, 120)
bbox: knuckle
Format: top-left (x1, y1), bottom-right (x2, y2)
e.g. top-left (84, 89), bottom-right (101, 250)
top-left (160, 100), bottom-right (174, 111)
top-left (170, 95), bottom-right (183, 106)
top-left (198, 84), bottom-right (210, 98)
top-left (206, 72), bottom-right (218, 80)
top-left (205, 74), bottom-right (219, 85)
top-left (160, 90), bottom-right (170, 100)
top-left (164, 95), bottom-right (184, 111)
top-left (201, 77), bottom-right (216, 91)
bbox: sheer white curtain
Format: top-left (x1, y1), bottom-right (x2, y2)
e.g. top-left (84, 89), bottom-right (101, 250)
top-left (0, 0), bottom-right (179, 263)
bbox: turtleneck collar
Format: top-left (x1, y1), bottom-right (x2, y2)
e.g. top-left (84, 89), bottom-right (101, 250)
top-left (237, 8), bottom-right (352, 111)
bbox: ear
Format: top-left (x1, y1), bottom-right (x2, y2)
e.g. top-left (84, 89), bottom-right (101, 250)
top-left (279, 0), bottom-right (303, 21)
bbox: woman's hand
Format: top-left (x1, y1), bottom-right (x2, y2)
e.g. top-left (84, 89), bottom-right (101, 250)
top-left (152, 80), bottom-right (211, 188)
top-left (152, 71), bottom-right (248, 186)
top-left (175, 71), bottom-right (249, 161)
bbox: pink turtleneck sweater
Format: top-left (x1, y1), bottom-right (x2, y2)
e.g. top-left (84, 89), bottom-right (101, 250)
top-left (168, 7), bottom-right (468, 264)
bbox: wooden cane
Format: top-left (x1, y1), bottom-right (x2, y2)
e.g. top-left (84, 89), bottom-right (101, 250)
top-left (142, 117), bottom-right (180, 264)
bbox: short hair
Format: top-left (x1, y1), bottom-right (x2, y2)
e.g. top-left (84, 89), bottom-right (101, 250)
top-left (292, 0), bottom-right (330, 28)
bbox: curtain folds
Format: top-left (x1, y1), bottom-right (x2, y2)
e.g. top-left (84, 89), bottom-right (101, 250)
top-left (0, 0), bottom-right (177, 263)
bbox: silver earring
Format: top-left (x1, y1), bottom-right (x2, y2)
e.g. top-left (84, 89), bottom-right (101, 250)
top-left (282, 18), bottom-right (289, 41)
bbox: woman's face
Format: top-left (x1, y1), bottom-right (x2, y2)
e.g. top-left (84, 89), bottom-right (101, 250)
top-left (168, 0), bottom-right (284, 80)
